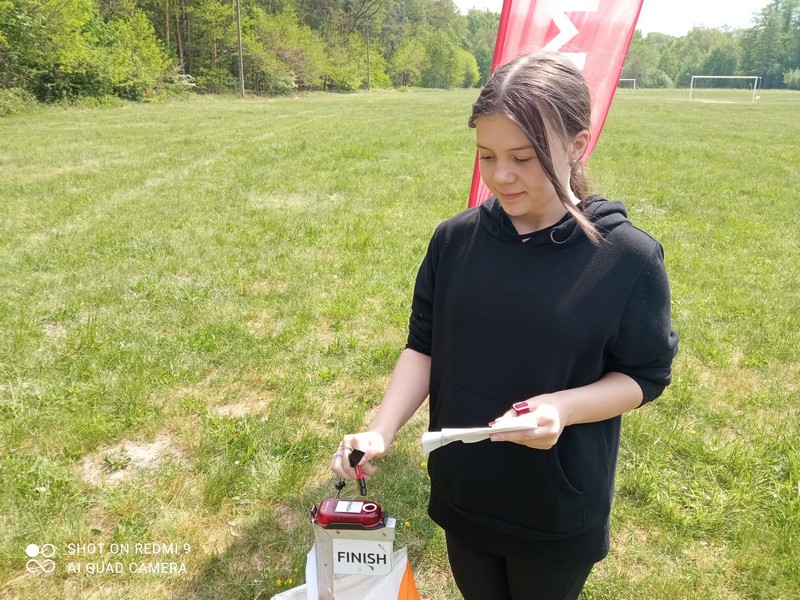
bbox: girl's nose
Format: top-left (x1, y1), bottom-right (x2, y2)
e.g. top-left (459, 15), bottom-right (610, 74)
top-left (494, 160), bottom-right (516, 184)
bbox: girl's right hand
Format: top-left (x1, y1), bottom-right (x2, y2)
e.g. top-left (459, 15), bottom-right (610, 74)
top-left (330, 431), bottom-right (386, 480)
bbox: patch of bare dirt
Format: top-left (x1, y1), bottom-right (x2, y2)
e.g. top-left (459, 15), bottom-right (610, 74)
top-left (211, 399), bottom-right (271, 418)
top-left (43, 322), bottom-right (67, 338)
top-left (80, 434), bottom-right (184, 487)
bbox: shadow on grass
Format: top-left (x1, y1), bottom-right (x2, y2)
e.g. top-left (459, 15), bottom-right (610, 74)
top-left (175, 440), bottom-right (434, 599)
top-left (174, 493), bottom-right (318, 599)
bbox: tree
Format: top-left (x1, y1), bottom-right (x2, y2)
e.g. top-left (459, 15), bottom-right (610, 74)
top-left (246, 7), bottom-right (328, 93)
top-left (660, 27), bottom-right (743, 86)
top-left (466, 8), bottom-right (498, 85)
top-left (427, 0), bottom-right (464, 38)
top-left (105, 10), bottom-right (172, 99)
top-left (388, 27), bottom-right (428, 86)
top-left (189, 0), bottom-right (236, 93)
top-left (1, 0), bottom-right (491, 100)
top-left (325, 33), bottom-right (364, 90)
top-left (785, 66), bottom-right (800, 88)
top-left (0, 0), bottom-right (47, 90)
top-left (456, 46), bottom-right (479, 87)
top-left (702, 36), bottom-right (741, 77)
top-left (741, 0), bottom-right (800, 87)
top-left (379, 0), bottom-right (428, 58)
top-left (421, 29), bottom-right (458, 88)
top-left (622, 31), bottom-right (675, 87)
top-left (0, 0), bottom-right (170, 100)
top-left (622, 31), bottom-right (658, 82)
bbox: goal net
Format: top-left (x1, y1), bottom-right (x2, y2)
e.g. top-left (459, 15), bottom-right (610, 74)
top-left (617, 78), bottom-right (637, 90)
top-left (689, 76), bottom-right (761, 103)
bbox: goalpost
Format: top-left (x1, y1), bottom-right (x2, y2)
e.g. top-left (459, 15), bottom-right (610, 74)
top-left (617, 78), bottom-right (637, 90)
top-left (689, 76), bottom-right (761, 103)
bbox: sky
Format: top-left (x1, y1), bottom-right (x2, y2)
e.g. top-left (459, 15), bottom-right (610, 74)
top-left (453, 0), bottom-right (773, 37)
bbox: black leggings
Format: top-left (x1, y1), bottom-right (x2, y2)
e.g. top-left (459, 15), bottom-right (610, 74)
top-left (445, 533), bottom-right (593, 600)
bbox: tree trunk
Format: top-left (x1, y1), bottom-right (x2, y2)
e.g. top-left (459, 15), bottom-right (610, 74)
top-left (175, 5), bottom-right (185, 72)
top-left (236, 0), bottom-right (245, 97)
top-left (164, 0), bottom-right (170, 48)
top-left (185, 3), bottom-right (193, 74)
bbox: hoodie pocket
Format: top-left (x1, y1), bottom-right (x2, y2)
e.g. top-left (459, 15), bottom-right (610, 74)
top-left (428, 379), bottom-right (587, 538)
top-left (549, 447), bottom-right (584, 497)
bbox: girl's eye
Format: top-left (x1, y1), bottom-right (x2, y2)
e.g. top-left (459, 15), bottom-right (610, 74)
top-left (478, 155), bottom-right (494, 161)
top-left (515, 157), bottom-right (533, 163)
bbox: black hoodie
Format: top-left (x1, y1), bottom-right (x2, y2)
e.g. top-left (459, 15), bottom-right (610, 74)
top-left (406, 196), bottom-right (678, 565)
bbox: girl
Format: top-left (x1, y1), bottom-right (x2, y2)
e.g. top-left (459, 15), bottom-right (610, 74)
top-left (331, 51), bottom-right (678, 600)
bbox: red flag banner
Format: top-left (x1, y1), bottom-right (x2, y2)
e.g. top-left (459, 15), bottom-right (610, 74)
top-left (468, 0), bottom-right (644, 207)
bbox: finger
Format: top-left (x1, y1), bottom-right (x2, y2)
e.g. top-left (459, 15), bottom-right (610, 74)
top-left (346, 445), bottom-right (380, 479)
top-left (347, 435), bottom-right (377, 460)
top-left (492, 407), bottom-right (560, 449)
top-left (489, 428), bottom-right (539, 443)
top-left (355, 433), bottom-right (389, 463)
top-left (331, 437), bottom-right (359, 478)
top-left (331, 432), bottom-right (385, 479)
top-left (490, 399), bottom-right (540, 426)
top-left (330, 449), bottom-right (354, 479)
top-left (360, 461), bottom-right (379, 478)
top-left (330, 452), bottom-right (378, 479)
top-left (488, 409), bottom-right (516, 426)
top-left (335, 437), bottom-right (371, 477)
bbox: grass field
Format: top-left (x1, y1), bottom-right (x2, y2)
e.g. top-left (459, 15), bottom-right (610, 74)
top-left (1, 87), bottom-right (799, 599)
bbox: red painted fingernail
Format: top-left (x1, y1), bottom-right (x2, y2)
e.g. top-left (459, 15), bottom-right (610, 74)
top-left (513, 401), bottom-right (530, 415)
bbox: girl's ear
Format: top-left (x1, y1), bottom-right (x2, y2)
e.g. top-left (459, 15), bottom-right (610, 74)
top-left (571, 129), bottom-right (591, 163)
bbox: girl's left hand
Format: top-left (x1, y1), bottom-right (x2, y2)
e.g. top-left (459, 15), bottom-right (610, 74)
top-left (489, 400), bottom-right (565, 449)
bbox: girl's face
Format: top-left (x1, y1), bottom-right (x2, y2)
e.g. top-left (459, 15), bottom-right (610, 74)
top-left (475, 113), bottom-right (587, 234)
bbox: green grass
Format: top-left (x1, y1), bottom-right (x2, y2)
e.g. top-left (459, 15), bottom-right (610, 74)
top-left (1, 88), bottom-right (798, 599)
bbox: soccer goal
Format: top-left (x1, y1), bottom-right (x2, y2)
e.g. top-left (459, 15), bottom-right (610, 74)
top-left (689, 76), bottom-right (761, 103)
top-left (617, 78), bottom-right (637, 90)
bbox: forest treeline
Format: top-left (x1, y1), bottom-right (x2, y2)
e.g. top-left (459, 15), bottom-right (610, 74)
top-left (0, 0), bottom-right (798, 106)
top-left (0, 0), bottom-right (497, 102)
top-left (623, 0), bottom-right (800, 90)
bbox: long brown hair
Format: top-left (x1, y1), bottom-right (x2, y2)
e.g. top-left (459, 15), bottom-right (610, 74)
top-left (469, 51), bottom-right (600, 244)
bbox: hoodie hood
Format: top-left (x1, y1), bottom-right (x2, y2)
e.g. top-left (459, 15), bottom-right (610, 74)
top-left (478, 195), bottom-right (630, 247)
